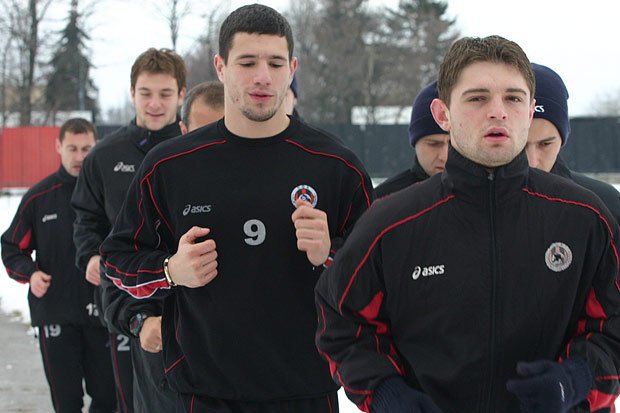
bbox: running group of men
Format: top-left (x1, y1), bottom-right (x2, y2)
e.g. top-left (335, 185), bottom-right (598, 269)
top-left (2, 3), bottom-right (619, 413)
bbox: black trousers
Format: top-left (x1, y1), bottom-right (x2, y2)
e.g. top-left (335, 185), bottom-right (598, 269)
top-left (37, 323), bottom-right (116, 413)
top-left (130, 337), bottom-right (176, 412)
top-left (109, 333), bottom-right (134, 413)
top-left (176, 391), bottom-right (339, 413)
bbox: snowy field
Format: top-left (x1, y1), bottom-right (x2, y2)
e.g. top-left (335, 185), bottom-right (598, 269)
top-left (2, 185), bottom-right (620, 412)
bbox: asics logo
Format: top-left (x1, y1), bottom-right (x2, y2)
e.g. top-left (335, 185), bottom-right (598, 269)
top-left (534, 105), bottom-right (545, 113)
top-left (412, 265), bottom-right (445, 280)
top-left (113, 162), bottom-right (135, 173)
top-left (41, 213), bottom-right (58, 223)
top-left (182, 204), bottom-right (212, 216)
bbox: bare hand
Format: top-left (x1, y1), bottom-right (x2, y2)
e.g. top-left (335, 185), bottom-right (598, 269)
top-left (85, 255), bottom-right (101, 286)
top-left (139, 316), bottom-right (163, 353)
top-left (167, 226), bottom-right (218, 288)
top-left (30, 271), bottom-right (52, 298)
top-left (291, 199), bottom-right (331, 266)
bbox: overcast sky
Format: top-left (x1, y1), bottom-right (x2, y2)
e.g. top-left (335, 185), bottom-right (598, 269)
top-left (55, 0), bottom-right (620, 117)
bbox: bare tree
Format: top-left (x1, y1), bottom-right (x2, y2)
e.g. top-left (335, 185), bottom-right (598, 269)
top-left (0, 17), bottom-right (15, 127)
top-left (289, 0), bottom-right (377, 124)
top-left (286, 0), bottom-right (457, 124)
top-left (184, 6), bottom-right (227, 88)
top-left (148, 0), bottom-right (190, 50)
top-left (285, 0), bottom-right (321, 119)
top-left (370, 0), bottom-right (458, 122)
top-left (1, 0), bottom-right (52, 125)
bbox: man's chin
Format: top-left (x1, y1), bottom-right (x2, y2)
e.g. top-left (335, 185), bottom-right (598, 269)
top-left (241, 105), bottom-right (280, 123)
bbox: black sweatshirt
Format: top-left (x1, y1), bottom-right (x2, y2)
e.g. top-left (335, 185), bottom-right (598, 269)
top-left (100, 117), bottom-right (374, 401)
top-left (71, 119), bottom-right (182, 333)
top-left (2, 167), bottom-right (97, 326)
top-left (316, 148), bottom-right (620, 413)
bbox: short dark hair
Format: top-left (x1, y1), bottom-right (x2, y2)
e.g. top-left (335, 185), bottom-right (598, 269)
top-left (59, 118), bottom-right (96, 143)
top-left (218, 4), bottom-right (294, 63)
top-left (181, 81), bottom-right (225, 125)
top-left (437, 35), bottom-right (534, 107)
top-left (130, 48), bottom-right (187, 93)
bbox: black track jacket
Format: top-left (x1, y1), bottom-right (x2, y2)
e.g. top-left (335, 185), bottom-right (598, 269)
top-left (2, 167), bottom-right (97, 326)
top-left (71, 119), bottom-right (182, 333)
top-left (552, 156), bottom-right (620, 225)
top-left (316, 148), bottom-right (620, 413)
top-left (100, 117), bottom-right (374, 401)
top-left (374, 154), bottom-right (430, 199)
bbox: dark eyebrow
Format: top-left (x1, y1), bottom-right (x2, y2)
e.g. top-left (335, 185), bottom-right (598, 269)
top-left (462, 88), bottom-right (489, 95)
top-left (137, 87), bottom-right (175, 93)
top-left (537, 136), bottom-right (557, 144)
top-left (236, 54), bottom-right (287, 61)
top-left (505, 88), bottom-right (528, 95)
top-left (461, 87), bottom-right (528, 96)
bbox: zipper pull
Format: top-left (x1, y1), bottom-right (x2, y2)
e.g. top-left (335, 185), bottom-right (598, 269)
top-left (488, 171), bottom-right (495, 181)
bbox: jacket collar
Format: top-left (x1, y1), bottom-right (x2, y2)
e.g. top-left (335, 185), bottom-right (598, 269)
top-left (442, 146), bottom-right (530, 204)
top-left (128, 117), bottom-right (182, 153)
top-left (56, 165), bottom-right (77, 185)
top-left (410, 154), bottom-right (431, 182)
top-left (550, 155), bottom-right (573, 180)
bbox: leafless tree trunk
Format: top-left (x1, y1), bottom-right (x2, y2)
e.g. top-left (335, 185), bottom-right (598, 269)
top-left (184, 6), bottom-right (226, 88)
top-left (152, 0), bottom-right (190, 50)
top-left (1, 36), bottom-right (15, 128)
top-left (2, 0), bottom-right (51, 126)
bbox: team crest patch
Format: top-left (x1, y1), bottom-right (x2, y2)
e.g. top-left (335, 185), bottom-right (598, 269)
top-left (545, 242), bottom-right (572, 272)
top-left (291, 185), bottom-right (318, 207)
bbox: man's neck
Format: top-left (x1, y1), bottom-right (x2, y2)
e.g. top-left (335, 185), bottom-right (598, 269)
top-left (224, 110), bottom-right (290, 138)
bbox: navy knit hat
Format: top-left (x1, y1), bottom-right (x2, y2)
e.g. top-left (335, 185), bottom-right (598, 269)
top-left (290, 75), bottom-right (299, 98)
top-left (408, 80), bottom-right (446, 147)
top-left (532, 63), bottom-right (570, 146)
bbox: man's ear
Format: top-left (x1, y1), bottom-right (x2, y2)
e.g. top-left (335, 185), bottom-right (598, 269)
top-left (214, 55), bottom-right (225, 82)
top-left (178, 87), bottom-right (187, 107)
top-left (179, 120), bottom-right (188, 135)
top-left (528, 97), bottom-right (535, 125)
top-left (430, 98), bottom-right (451, 133)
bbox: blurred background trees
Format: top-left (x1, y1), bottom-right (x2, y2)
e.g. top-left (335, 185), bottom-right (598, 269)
top-left (0, 0), bottom-right (458, 126)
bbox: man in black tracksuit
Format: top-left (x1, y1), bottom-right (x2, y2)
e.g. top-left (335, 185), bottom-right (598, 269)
top-left (99, 5), bottom-right (374, 412)
top-left (71, 49), bottom-right (186, 413)
top-left (525, 63), bottom-right (620, 224)
top-left (1, 119), bottom-right (116, 412)
top-left (375, 80), bottom-right (449, 198)
top-left (316, 36), bottom-right (620, 413)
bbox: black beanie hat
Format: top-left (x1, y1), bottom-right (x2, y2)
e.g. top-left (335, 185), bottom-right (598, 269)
top-left (532, 63), bottom-right (570, 146)
top-left (408, 80), bottom-right (446, 148)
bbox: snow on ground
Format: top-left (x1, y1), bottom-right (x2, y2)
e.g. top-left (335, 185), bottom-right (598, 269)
top-left (0, 191), bottom-right (31, 324)
top-left (2, 186), bottom-right (620, 412)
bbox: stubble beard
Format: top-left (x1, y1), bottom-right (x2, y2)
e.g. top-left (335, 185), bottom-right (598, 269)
top-left (241, 105), bottom-right (279, 122)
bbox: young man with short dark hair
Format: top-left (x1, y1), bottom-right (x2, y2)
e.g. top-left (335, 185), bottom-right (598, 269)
top-left (316, 36), bottom-right (620, 413)
top-left (101, 4), bottom-right (373, 412)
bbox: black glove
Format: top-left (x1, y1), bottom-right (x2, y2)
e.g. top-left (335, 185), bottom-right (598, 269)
top-left (506, 358), bottom-right (593, 413)
top-left (371, 376), bottom-right (442, 413)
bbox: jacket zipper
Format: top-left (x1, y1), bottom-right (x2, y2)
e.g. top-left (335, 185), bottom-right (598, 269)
top-left (484, 170), bottom-right (498, 413)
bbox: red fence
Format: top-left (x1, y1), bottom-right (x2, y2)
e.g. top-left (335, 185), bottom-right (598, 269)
top-left (0, 127), bottom-right (60, 188)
